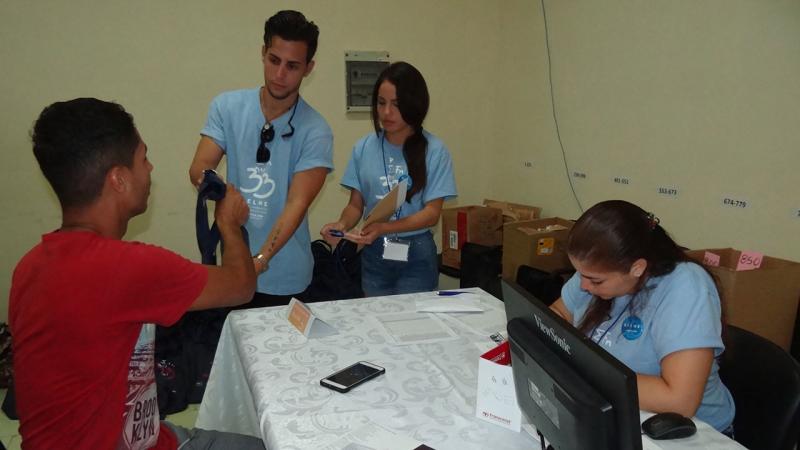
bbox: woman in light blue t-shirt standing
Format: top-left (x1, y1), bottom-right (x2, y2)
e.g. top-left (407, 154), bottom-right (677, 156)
top-left (550, 200), bottom-right (735, 433)
top-left (321, 62), bottom-right (457, 296)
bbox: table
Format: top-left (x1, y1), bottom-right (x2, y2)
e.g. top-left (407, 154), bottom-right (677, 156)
top-left (196, 289), bottom-right (744, 450)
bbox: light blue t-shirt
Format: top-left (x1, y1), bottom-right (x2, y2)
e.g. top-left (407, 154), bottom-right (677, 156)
top-left (341, 131), bottom-right (457, 238)
top-left (561, 262), bottom-right (735, 432)
top-left (201, 88), bottom-right (334, 295)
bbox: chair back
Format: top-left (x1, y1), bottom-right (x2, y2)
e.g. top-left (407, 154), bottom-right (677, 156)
top-left (719, 324), bottom-right (800, 450)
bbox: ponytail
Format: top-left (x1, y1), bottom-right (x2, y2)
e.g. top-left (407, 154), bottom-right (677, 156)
top-left (403, 128), bottom-right (428, 201)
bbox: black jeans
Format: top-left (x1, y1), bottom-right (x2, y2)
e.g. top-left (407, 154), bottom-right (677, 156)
top-left (232, 291), bottom-right (305, 310)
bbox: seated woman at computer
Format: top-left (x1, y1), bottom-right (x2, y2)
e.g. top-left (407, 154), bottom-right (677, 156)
top-left (549, 200), bottom-right (735, 433)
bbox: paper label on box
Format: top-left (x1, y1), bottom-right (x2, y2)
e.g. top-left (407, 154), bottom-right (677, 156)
top-left (736, 250), bottom-right (763, 271)
top-left (457, 211), bottom-right (467, 248)
top-left (536, 238), bottom-right (555, 256)
top-left (449, 230), bottom-right (458, 250)
top-left (703, 251), bottom-right (720, 267)
top-left (476, 342), bottom-right (521, 432)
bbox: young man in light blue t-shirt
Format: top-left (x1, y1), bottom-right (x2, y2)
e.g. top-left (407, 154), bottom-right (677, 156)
top-left (190, 10), bottom-right (333, 306)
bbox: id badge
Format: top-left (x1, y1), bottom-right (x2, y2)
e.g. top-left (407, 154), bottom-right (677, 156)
top-left (382, 237), bottom-right (409, 262)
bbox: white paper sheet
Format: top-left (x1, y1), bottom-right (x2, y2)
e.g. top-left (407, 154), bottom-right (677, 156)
top-left (373, 312), bottom-right (459, 345)
top-left (415, 293), bottom-right (484, 312)
top-left (443, 308), bottom-right (507, 336)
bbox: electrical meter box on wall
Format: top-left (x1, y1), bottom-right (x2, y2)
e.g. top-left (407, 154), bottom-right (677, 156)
top-left (345, 51), bottom-right (390, 112)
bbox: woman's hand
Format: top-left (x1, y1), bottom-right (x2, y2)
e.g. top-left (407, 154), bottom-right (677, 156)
top-left (320, 221), bottom-right (346, 246)
top-left (549, 298), bottom-right (574, 323)
top-left (344, 222), bottom-right (385, 245)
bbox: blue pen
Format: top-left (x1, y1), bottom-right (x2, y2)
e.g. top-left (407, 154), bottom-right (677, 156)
top-left (437, 291), bottom-right (463, 296)
top-left (329, 230), bottom-right (344, 237)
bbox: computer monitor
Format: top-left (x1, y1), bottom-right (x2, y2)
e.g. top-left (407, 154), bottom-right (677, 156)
top-left (501, 280), bottom-right (642, 450)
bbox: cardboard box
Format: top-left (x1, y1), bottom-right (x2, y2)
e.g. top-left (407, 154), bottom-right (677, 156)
top-left (502, 217), bottom-right (574, 280)
top-left (482, 199), bottom-right (542, 224)
top-left (686, 248), bottom-right (800, 351)
top-left (441, 206), bottom-right (503, 269)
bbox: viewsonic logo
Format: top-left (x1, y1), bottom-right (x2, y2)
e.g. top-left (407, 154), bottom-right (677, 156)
top-left (534, 314), bottom-right (572, 355)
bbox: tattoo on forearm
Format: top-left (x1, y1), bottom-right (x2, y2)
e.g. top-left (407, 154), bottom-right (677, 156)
top-left (267, 225), bottom-right (281, 255)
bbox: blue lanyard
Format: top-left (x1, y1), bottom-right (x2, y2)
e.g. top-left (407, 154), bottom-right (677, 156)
top-left (380, 133), bottom-right (403, 221)
top-left (592, 297), bottom-right (633, 344)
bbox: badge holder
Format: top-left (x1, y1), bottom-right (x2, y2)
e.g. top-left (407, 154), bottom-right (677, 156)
top-left (382, 237), bottom-right (409, 262)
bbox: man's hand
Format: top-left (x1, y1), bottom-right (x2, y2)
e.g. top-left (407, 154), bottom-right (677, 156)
top-left (215, 183), bottom-right (249, 229)
top-left (189, 182), bottom-right (255, 311)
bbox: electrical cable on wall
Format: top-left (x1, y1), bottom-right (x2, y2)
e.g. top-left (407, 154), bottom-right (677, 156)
top-left (540, 0), bottom-right (583, 213)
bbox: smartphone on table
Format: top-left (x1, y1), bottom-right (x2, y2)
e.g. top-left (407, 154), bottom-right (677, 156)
top-left (320, 361), bottom-right (385, 393)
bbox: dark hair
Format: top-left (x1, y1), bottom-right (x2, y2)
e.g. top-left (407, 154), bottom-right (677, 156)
top-left (263, 10), bottom-right (319, 63)
top-left (568, 200), bottom-right (705, 334)
top-left (31, 98), bottom-right (139, 209)
top-left (371, 61), bottom-right (430, 201)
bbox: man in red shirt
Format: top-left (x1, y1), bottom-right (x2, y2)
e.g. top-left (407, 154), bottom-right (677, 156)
top-left (9, 98), bottom-right (266, 449)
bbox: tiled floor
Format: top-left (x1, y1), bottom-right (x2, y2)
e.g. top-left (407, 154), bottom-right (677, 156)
top-left (0, 389), bottom-right (200, 448)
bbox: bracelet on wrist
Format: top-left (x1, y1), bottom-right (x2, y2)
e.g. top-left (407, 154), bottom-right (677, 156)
top-left (253, 253), bottom-right (268, 274)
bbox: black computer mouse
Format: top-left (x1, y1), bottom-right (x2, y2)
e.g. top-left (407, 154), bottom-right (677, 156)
top-left (641, 412), bottom-right (697, 440)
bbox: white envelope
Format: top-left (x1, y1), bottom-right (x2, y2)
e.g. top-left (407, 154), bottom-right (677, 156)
top-left (475, 342), bottom-right (522, 432)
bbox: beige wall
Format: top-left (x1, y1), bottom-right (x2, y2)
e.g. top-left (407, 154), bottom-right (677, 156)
top-left (493, 0), bottom-right (800, 259)
top-left (1, 1), bottom-right (798, 322)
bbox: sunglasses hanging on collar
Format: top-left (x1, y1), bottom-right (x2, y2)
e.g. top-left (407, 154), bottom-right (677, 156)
top-left (256, 98), bottom-right (299, 164)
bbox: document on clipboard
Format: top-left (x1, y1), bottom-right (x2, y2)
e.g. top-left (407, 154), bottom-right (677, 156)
top-left (362, 179), bottom-right (407, 228)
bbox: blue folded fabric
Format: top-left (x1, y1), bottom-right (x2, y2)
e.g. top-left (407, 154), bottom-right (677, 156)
top-left (196, 170), bottom-right (248, 265)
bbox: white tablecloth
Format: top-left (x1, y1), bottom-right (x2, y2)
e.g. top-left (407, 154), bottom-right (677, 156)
top-left (196, 289), bottom-right (743, 450)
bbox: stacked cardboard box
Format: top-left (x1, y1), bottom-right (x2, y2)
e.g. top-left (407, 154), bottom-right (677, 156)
top-left (441, 206), bottom-right (503, 270)
top-left (501, 217), bottom-right (575, 281)
top-left (441, 201), bottom-right (542, 270)
top-left (686, 248), bottom-right (800, 351)
top-left (482, 199), bottom-right (542, 224)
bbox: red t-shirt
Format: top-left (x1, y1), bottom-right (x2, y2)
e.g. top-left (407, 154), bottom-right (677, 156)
top-left (9, 231), bottom-right (208, 449)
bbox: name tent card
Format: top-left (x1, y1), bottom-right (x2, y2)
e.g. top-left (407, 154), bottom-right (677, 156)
top-left (286, 298), bottom-right (338, 338)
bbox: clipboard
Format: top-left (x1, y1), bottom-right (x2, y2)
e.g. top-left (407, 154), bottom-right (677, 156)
top-left (362, 179), bottom-right (407, 228)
